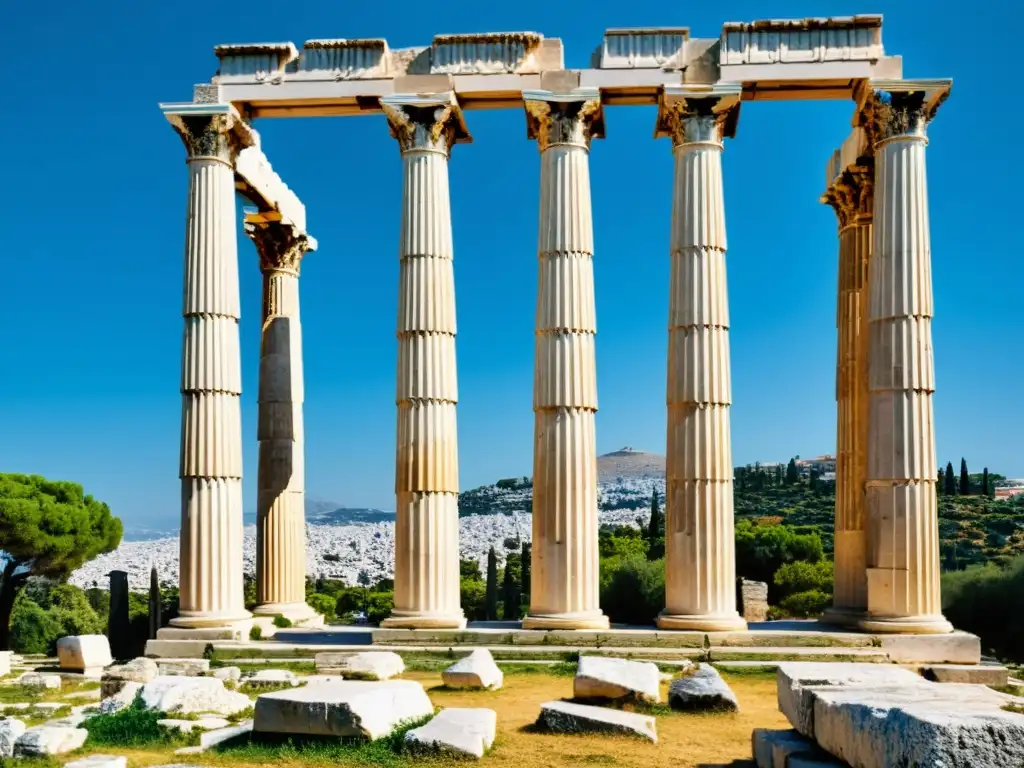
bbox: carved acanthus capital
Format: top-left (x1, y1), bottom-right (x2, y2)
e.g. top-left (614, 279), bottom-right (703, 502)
top-left (162, 103), bottom-right (256, 164)
top-left (245, 220), bottom-right (316, 277)
top-left (523, 89), bottom-right (604, 151)
top-left (655, 84), bottom-right (741, 147)
top-left (380, 93), bottom-right (471, 155)
top-left (823, 163), bottom-right (874, 230)
top-left (855, 78), bottom-right (951, 148)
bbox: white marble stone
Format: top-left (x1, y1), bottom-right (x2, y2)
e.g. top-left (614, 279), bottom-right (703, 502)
top-left (139, 676), bottom-right (252, 717)
top-left (19, 673), bottom-right (62, 690)
top-left (99, 682), bottom-right (142, 714)
top-left (574, 656), bottom-right (660, 703)
top-left (667, 663), bottom-right (738, 712)
top-left (65, 756), bottom-right (128, 768)
top-left (0, 719), bottom-right (26, 757)
top-left (331, 652), bottom-right (404, 681)
top-left (405, 708), bottom-right (496, 759)
top-left (442, 650), bottom-right (503, 690)
top-left (536, 701), bottom-right (656, 742)
top-left (14, 727), bottom-right (88, 757)
top-left (57, 635), bottom-right (113, 672)
top-left (253, 680), bottom-right (433, 740)
top-left (157, 659), bottom-right (211, 676)
top-left (776, 661), bottom-right (926, 737)
top-left (212, 666), bottom-right (242, 684)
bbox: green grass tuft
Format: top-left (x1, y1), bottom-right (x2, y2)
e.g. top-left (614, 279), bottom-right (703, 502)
top-left (82, 702), bottom-right (200, 747)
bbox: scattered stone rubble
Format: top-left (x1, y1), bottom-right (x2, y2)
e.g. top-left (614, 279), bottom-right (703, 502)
top-left (668, 663), bottom-right (739, 712)
top-left (442, 649), bottom-right (503, 690)
top-left (574, 656), bottom-right (660, 703)
top-left (405, 708), bottom-right (497, 759)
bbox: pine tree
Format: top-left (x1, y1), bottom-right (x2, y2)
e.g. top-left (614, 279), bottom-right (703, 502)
top-left (520, 542), bottom-right (531, 606)
top-left (982, 467), bottom-right (990, 497)
top-left (959, 458), bottom-right (970, 495)
top-left (944, 461), bottom-right (957, 496)
top-left (485, 547), bottom-right (498, 621)
top-left (785, 458), bottom-right (799, 485)
top-left (501, 561), bottom-right (519, 620)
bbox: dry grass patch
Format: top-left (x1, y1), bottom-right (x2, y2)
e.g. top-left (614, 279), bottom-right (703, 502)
top-left (61, 668), bottom-right (786, 768)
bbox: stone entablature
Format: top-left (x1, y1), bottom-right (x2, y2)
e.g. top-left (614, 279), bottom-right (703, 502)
top-left (298, 39), bottom-right (390, 80)
top-left (215, 43), bottom-right (299, 80)
top-left (430, 32), bottom-right (543, 75)
top-left (824, 127), bottom-right (869, 191)
top-left (720, 15), bottom-right (883, 66)
top-left (591, 28), bottom-right (690, 70)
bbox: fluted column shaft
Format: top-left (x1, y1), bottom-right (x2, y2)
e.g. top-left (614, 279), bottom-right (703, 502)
top-left (168, 108), bottom-right (251, 629)
top-left (822, 164), bottom-right (873, 625)
top-left (248, 223), bottom-right (317, 621)
top-left (858, 82), bottom-right (952, 634)
top-left (380, 95), bottom-right (466, 629)
top-left (522, 90), bottom-right (608, 630)
top-left (656, 91), bottom-right (745, 631)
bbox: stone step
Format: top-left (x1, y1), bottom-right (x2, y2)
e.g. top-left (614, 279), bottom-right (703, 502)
top-left (710, 647), bottom-right (890, 663)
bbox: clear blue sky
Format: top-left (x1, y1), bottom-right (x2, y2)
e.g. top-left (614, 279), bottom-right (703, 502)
top-left (1, 1), bottom-right (1019, 530)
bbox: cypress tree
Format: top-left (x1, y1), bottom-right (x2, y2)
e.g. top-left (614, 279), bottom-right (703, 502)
top-left (937, 466), bottom-right (945, 495)
top-left (501, 560), bottom-right (519, 620)
top-left (785, 458), bottom-right (799, 485)
top-left (982, 467), bottom-right (990, 497)
top-left (148, 563), bottom-right (162, 640)
top-left (959, 458), bottom-right (970, 495)
top-left (944, 461), bottom-right (957, 496)
top-left (485, 547), bottom-right (498, 621)
top-left (521, 542), bottom-right (531, 605)
top-left (647, 489), bottom-right (661, 544)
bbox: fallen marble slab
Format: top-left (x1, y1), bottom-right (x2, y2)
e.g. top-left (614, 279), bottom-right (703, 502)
top-left (535, 701), bottom-right (657, 742)
top-left (56, 635), bottom-right (112, 674)
top-left (314, 652), bottom-right (404, 681)
top-left (776, 662), bottom-right (927, 737)
top-left (157, 659), bottom-right (211, 676)
top-left (101, 658), bottom-right (159, 698)
top-left (923, 663), bottom-right (1009, 686)
top-left (574, 656), bottom-right (660, 703)
top-left (668, 663), bottom-right (738, 712)
top-left (64, 756), bottom-right (128, 768)
top-left (14, 726), bottom-right (88, 756)
top-left (405, 708), bottom-right (497, 759)
top-left (212, 667), bottom-right (241, 684)
top-left (253, 680), bottom-right (432, 740)
top-left (442, 650), bottom-right (503, 691)
top-left (752, 728), bottom-right (827, 768)
top-left (139, 676), bottom-right (252, 717)
top-left (241, 669), bottom-right (299, 689)
top-left (810, 682), bottom-right (1024, 768)
top-left (0, 718), bottom-right (26, 757)
top-left (18, 672), bottom-right (62, 690)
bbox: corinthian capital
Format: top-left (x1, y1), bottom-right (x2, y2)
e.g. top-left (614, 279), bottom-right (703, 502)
top-left (823, 165), bottom-right (874, 230)
top-left (245, 219), bottom-right (317, 276)
top-left (380, 93), bottom-right (471, 155)
top-left (654, 84), bottom-right (741, 147)
top-left (523, 88), bottom-right (605, 151)
top-left (855, 79), bottom-right (952, 147)
top-left (160, 103), bottom-right (256, 163)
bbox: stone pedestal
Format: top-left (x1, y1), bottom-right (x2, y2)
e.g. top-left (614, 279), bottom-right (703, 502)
top-left (855, 79), bottom-right (953, 634)
top-left (379, 93), bottom-right (468, 629)
top-left (655, 86), bottom-right (745, 632)
top-left (246, 220), bottom-right (318, 625)
top-left (521, 89), bottom-right (608, 631)
top-left (162, 104), bottom-right (253, 632)
top-left (821, 147), bottom-right (873, 627)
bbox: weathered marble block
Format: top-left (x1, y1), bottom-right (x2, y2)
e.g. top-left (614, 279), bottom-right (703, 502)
top-left (57, 635), bottom-right (112, 672)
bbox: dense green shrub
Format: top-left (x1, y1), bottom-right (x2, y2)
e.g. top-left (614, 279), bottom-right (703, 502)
top-left (735, 520), bottom-right (824, 603)
top-left (83, 701), bottom-right (197, 747)
top-left (778, 590), bottom-right (831, 618)
top-left (774, 560), bottom-right (833, 599)
top-left (943, 556), bottom-right (1024, 662)
top-left (306, 593), bottom-right (335, 620)
top-left (600, 555), bottom-right (664, 625)
top-left (365, 592), bottom-right (393, 625)
top-left (9, 595), bottom-right (62, 654)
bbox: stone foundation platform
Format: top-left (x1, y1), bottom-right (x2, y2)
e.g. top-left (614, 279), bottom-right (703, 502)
top-left (144, 620), bottom-right (981, 665)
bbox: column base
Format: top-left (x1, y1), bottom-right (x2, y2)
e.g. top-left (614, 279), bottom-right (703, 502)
top-left (169, 609), bottom-right (252, 631)
top-left (657, 612), bottom-right (747, 632)
top-left (821, 605), bottom-right (867, 628)
top-left (857, 614), bottom-right (954, 635)
top-left (252, 602), bottom-right (322, 625)
top-left (522, 611), bottom-right (609, 631)
top-left (380, 610), bottom-right (467, 630)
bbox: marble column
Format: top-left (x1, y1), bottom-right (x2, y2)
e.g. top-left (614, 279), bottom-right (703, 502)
top-left (163, 104), bottom-right (252, 631)
top-left (856, 79), bottom-right (953, 634)
top-left (522, 88), bottom-right (608, 631)
top-left (821, 145), bottom-right (873, 627)
top-left (379, 93), bottom-right (469, 629)
top-left (655, 85), bottom-right (746, 632)
top-left (247, 220), bottom-right (318, 623)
